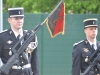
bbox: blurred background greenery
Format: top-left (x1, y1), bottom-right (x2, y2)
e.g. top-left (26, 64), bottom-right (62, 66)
top-left (3, 0), bottom-right (100, 14)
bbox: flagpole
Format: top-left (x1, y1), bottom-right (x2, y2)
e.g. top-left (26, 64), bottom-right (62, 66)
top-left (48, 0), bottom-right (63, 18)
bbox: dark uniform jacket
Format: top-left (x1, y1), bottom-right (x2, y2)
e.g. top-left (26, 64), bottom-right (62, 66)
top-left (0, 28), bottom-right (39, 75)
top-left (72, 39), bottom-right (100, 75)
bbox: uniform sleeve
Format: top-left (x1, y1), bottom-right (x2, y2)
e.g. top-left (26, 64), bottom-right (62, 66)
top-left (0, 37), bottom-right (3, 74)
top-left (31, 48), bottom-right (39, 75)
top-left (31, 36), bottom-right (39, 75)
top-left (0, 37), bottom-right (3, 58)
top-left (71, 46), bottom-right (81, 75)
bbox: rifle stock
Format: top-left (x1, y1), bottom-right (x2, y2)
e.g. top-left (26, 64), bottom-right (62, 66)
top-left (0, 53), bottom-right (19, 74)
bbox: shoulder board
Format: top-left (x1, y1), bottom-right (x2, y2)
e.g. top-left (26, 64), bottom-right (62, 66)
top-left (73, 40), bottom-right (84, 46)
top-left (0, 29), bottom-right (8, 33)
top-left (97, 41), bottom-right (100, 45)
top-left (24, 30), bottom-right (28, 32)
top-left (98, 41), bottom-right (100, 43)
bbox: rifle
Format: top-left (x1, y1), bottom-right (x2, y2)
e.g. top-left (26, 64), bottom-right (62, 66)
top-left (0, 19), bottom-right (46, 74)
top-left (82, 46), bottom-right (100, 75)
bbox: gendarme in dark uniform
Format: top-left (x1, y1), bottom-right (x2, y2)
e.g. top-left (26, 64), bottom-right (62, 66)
top-left (72, 18), bottom-right (100, 75)
top-left (0, 7), bottom-right (39, 75)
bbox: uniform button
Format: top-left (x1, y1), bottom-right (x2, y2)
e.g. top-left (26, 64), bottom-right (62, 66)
top-left (20, 55), bottom-right (22, 57)
top-left (22, 62), bottom-right (23, 64)
top-left (9, 48), bottom-right (11, 49)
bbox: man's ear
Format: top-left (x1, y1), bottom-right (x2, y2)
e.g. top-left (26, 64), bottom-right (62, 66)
top-left (84, 28), bottom-right (86, 34)
top-left (8, 18), bottom-right (11, 23)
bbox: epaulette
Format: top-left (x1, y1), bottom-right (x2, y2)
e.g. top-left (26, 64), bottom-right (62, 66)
top-left (97, 41), bottom-right (100, 46)
top-left (0, 29), bottom-right (8, 33)
top-left (24, 30), bottom-right (28, 32)
top-left (98, 41), bottom-right (100, 43)
top-left (73, 40), bottom-right (84, 46)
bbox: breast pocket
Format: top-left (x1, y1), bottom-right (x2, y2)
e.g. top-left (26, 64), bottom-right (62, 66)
top-left (4, 44), bottom-right (14, 56)
top-left (4, 44), bottom-right (14, 50)
top-left (82, 53), bottom-right (92, 63)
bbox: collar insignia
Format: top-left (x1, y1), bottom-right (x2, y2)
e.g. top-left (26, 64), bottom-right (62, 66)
top-left (85, 41), bottom-right (88, 44)
top-left (9, 31), bottom-right (12, 34)
top-left (83, 48), bottom-right (89, 52)
top-left (7, 40), bottom-right (12, 44)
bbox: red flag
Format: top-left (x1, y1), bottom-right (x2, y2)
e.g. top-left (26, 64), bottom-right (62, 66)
top-left (46, 0), bottom-right (65, 38)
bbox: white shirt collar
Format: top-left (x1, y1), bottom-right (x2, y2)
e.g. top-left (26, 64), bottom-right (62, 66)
top-left (88, 41), bottom-right (96, 46)
top-left (11, 28), bottom-right (23, 38)
top-left (88, 40), bottom-right (97, 50)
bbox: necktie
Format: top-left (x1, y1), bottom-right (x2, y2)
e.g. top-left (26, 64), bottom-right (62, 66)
top-left (17, 34), bottom-right (20, 40)
top-left (91, 44), bottom-right (95, 52)
top-left (16, 34), bottom-right (21, 50)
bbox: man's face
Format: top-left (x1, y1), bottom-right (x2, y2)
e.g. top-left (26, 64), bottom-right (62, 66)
top-left (84, 26), bottom-right (98, 39)
top-left (8, 17), bottom-right (24, 30)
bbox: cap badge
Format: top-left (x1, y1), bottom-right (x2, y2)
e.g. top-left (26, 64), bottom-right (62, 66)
top-left (19, 11), bottom-right (20, 14)
top-left (93, 21), bottom-right (94, 24)
top-left (83, 48), bottom-right (89, 52)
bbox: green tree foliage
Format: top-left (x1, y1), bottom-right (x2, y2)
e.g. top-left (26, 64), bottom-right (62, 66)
top-left (66, 0), bottom-right (100, 14)
top-left (3, 0), bottom-right (100, 14)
